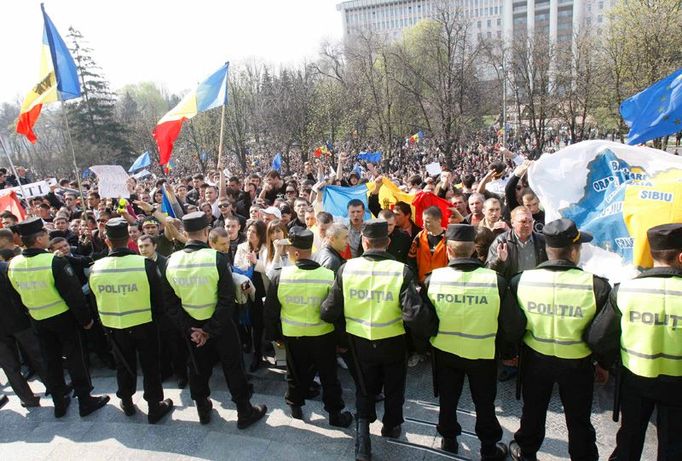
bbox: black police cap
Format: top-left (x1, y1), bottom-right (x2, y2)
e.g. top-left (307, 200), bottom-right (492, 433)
top-left (15, 217), bottom-right (44, 237)
top-left (647, 223), bottom-right (682, 251)
top-left (362, 219), bottom-right (388, 238)
top-left (105, 218), bottom-right (129, 240)
top-left (283, 226), bottom-right (314, 250)
top-left (182, 211), bottom-right (209, 233)
top-left (543, 218), bottom-right (593, 248)
top-left (445, 224), bottom-right (476, 242)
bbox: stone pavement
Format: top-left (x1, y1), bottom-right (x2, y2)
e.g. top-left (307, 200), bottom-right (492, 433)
top-left (0, 357), bottom-right (658, 460)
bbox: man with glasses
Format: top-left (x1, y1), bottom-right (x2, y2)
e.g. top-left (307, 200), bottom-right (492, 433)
top-left (213, 199), bottom-right (245, 231)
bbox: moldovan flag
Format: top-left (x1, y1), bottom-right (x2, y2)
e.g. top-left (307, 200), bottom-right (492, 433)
top-left (153, 63), bottom-right (229, 166)
top-left (16, 4), bottom-right (81, 143)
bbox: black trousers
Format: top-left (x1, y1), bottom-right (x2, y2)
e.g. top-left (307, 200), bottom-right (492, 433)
top-left (0, 328), bottom-right (48, 402)
top-left (352, 334), bottom-right (407, 428)
top-left (611, 369), bottom-right (682, 461)
top-left (188, 319), bottom-right (251, 414)
top-left (33, 312), bottom-right (92, 401)
top-left (158, 317), bottom-right (188, 381)
top-left (108, 322), bottom-right (164, 404)
top-left (284, 332), bottom-right (344, 413)
top-left (514, 350), bottom-right (597, 461)
top-left (434, 348), bottom-right (502, 454)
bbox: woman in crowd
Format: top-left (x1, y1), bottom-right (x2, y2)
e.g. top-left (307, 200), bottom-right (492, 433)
top-left (234, 220), bottom-right (268, 371)
top-left (264, 219), bottom-right (289, 279)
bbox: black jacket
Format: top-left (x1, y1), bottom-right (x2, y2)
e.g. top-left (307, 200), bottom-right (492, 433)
top-left (88, 248), bottom-right (165, 322)
top-left (7, 248), bottom-right (92, 327)
top-left (315, 245), bottom-right (345, 272)
top-left (320, 249), bottom-right (434, 340)
top-left (387, 228), bottom-right (411, 264)
top-left (487, 230), bottom-right (548, 279)
top-left (263, 259), bottom-right (325, 341)
top-left (0, 261), bottom-right (32, 334)
top-left (161, 240), bottom-right (237, 338)
top-left (509, 259), bottom-right (611, 367)
top-left (422, 258), bottom-right (525, 346)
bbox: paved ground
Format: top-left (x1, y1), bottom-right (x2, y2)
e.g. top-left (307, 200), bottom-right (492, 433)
top-left (0, 355), bottom-right (658, 460)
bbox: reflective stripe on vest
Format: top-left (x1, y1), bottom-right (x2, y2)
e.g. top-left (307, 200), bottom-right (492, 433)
top-left (277, 265), bottom-right (334, 337)
top-left (617, 277), bottom-right (682, 378)
top-left (516, 268), bottom-right (596, 359)
top-left (427, 267), bottom-right (500, 359)
top-left (89, 255), bottom-right (152, 329)
top-left (166, 248), bottom-right (219, 321)
top-left (342, 257), bottom-right (405, 340)
top-left (8, 253), bottom-right (69, 321)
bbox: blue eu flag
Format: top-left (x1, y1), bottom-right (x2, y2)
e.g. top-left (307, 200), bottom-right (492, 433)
top-left (272, 152), bottom-right (282, 172)
top-left (621, 68), bottom-right (682, 145)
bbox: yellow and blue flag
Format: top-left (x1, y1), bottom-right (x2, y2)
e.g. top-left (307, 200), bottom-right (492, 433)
top-left (621, 68), bottom-right (682, 145)
top-left (17, 4), bottom-right (81, 143)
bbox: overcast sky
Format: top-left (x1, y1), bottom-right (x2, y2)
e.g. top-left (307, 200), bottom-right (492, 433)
top-left (1, 0), bottom-right (343, 105)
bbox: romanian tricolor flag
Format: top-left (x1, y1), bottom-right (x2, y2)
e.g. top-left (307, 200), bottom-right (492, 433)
top-left (153, 62), bottom-right (229, 166)
top-left (408, 131), bottom-right (424, 144)
top-left (16, 4), bottom-right (81, 143)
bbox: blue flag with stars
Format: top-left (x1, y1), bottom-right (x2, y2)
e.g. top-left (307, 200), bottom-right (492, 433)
top-left (621, 68), bottom-right (682, 145)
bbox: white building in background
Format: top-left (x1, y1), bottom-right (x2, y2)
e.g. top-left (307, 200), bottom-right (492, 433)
top-left (336, 0), bottom-right (503, 44)
top-left (336, 0), bottom-right (614, 45)
top-left (502, 0), bottom-right (616, 47)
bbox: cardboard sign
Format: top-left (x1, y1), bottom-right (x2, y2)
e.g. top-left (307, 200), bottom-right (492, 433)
top-left (89, 165), bottom-right (130, 198)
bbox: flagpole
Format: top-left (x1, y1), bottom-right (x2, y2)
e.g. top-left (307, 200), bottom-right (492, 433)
top-left (0, 135), bottom-right (29, 200)
top-left (216, 61), bottom-right (230, 170)
top-left (59, 101), bottom-right (87, 208)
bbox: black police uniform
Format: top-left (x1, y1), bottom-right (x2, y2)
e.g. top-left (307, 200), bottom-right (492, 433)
top-left (422, 224), bottom-right (523, 459)
top-left (162, 212), bottom-right (265, 427)
top-left (264, 228), bottom-right (352, 426)
top-left (88, 219), bottom-right (172, 422)
top-left (7, 217), bottom-right (109, 417)
top-left (320, 220), bottom-right (434, 434)
top-left (509, 219), bottom-right (611, 461)
top-left (587, 223), bottom-right (682, 461)
top-left (0, 261), bottom-right (49, 406)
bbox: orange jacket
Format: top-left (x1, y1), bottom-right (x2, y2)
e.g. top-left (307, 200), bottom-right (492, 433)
top-left (408, 229), bottom-right (448, 283)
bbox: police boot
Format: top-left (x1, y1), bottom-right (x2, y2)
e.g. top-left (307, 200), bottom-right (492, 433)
top-left (79, 395), bottom-right (110, 417)
top-left (120, 397), bottom-right (136, 416)
top-left (54, 396), bottom-right (71, 418)
top-left (289, 405), bottom-right (303, 420)
top-left (148, 398), bottom-right (173, 424)
top-left (237, 404), bottom-right (267, 429)
top-left (355, 418), bottom-right (371, 461)
top-left (441, 437), bottom-right (458, 453)
top-left (380, 424), bottom-right (401, 438)
top-left (197, 398), bottom-right (213, 425)
top-left (329, 410), bottom-right (353, 428)
top-left (481, 442), bottom-right (509, 461)
top-left (509, 441), bottom-right (537, 461)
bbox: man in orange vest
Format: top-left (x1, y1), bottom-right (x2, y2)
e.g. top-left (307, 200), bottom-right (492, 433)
top-left (408, 206), bottom-right (448, 284)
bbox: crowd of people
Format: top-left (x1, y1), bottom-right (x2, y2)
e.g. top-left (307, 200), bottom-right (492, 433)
top-left (0, 131), bottom-right (680, 461)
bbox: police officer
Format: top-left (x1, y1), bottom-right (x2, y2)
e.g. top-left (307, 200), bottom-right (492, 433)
top-left (163, 212), bottom-right (266, 427)
top-left (7, 217), bottom-right (109, 418)
top-left (587, 223), bottom-right (682, 461)
top-left (264, 227), bottom-right (353, 427)
top-left (89, 219), bottom-right (173, 424)
top-left (321, 219), bottom-right (432, 461)
top-left (508, 218), bottom-right (611, 461)
top-left (424, 224), bottom-right (519, 459)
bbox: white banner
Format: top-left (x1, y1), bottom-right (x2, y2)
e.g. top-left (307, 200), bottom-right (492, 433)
top-left (425, 162), bottom-right (442, 177)
top-left (529, 140), bottom-right (682, 283)
top-left (89, 165), bottom-right (130, 198)
top-left (8, 180), bottom-right (53, 198)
